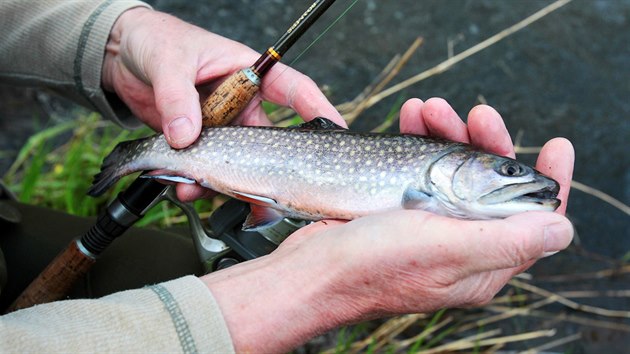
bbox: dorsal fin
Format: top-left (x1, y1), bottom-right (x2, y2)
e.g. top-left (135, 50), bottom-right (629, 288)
top-left (291, 117), bottom-right (347, 131)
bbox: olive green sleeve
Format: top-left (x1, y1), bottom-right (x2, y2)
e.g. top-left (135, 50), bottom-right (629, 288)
top-left (0, 0), bottom-right (150, 128)
top-left (0, 276), bottom-right (236, 353)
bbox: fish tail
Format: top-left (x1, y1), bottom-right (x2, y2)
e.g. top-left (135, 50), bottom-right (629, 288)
top-left (87, 140), bottom-right (139, 197)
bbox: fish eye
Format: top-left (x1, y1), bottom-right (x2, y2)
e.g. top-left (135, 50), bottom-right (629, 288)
top-left (500, 161), bottom-right (525, 176)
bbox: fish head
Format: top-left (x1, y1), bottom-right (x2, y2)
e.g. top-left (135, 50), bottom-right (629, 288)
top-left (428, 150), bottom-right (560, 219)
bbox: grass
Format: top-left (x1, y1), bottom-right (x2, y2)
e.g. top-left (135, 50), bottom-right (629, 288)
top-left (2, 112), bottom-right (213, 228)
top-left (4, 108), bottom-right (630, 353)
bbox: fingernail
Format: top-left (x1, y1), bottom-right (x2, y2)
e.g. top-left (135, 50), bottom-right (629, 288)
top-left (167, 116), bottom-right (193, 145)
top-left (543, 221), bottom-right (573, 256)
top-left (542, 251), bottom-right (559, 258)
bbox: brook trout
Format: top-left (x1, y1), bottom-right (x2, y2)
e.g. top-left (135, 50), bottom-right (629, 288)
top-left (89, 118), bottom-right (560, 229)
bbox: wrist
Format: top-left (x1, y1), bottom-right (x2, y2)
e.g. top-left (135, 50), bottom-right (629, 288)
top-left (200, 242), bottom-right (358, 352)
top-left (102, 7), bottom-right (152, 92)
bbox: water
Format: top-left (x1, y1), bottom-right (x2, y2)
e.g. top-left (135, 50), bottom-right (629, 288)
top-left (1, 0), bottom-right (628, 351)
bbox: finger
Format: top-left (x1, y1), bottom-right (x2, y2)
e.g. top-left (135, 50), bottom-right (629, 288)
top-left (535, 138), bottom-right (575, 215)
top-left (467, 105), bottom-right (515, 158)
top-left (453, 268), bottom-right (516, 307)
top-left (234, 98), bottom-right (274, 127)
top-left (425, 211), bottom-right (573, 275)
top-left (195, 39), bottom-right (261, 84)
top-left (399, 98), bottom-right (428, 135)
top-left (260, 65), bottom-right (347, 128)
top-left (421, 98), bottom-right (470, 143)
top-left (151, 62), bottom-right (203, 149)
top-left (460, 212), bottom-right (573, 272)
top-left (508, 259), bottom-right (537, 278)
top-left (175, 183), bottom-right (215, 202)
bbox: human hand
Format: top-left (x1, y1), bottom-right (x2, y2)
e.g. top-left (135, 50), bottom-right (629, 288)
top-left (201, 98), bottom-right (574, 353)
top-left (102, 7), bottom-right (344, 200)
top-left (398, 97), bottom-right (573, 215)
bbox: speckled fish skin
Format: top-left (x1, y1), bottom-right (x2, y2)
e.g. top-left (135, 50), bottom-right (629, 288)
top-left (88, 118), bottom-right (560, 221)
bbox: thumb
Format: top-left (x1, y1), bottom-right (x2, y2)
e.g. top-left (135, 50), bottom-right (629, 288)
top-left (408, 212), bottom-right (573, 276)
top-left (444, 211), bottom-right (574, 274)
top-left (152, 65), bottom-right (202, 148)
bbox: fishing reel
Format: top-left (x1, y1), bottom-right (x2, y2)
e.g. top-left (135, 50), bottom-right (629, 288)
top-left (157, 186), bottom-right (308, 273)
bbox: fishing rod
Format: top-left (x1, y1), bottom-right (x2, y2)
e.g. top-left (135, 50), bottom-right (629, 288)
top-left (202, 0), bottom-right (337, 126)
top-left (7, 0), bottom-right (339, 313)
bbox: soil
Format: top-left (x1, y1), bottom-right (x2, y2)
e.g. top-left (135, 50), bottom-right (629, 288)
top-left (1, 0), bottom-right (628, 352)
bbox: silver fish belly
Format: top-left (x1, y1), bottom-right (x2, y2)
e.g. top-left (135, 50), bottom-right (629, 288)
top-left (89, 118), bottom-right (560, 226)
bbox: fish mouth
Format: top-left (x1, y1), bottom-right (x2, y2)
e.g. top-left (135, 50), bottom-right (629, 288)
top-left (479, 177), bottom-right (561, 209)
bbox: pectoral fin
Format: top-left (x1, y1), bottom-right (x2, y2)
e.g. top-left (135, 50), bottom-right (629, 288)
top-left (402, 187), bottom-right (434, 210)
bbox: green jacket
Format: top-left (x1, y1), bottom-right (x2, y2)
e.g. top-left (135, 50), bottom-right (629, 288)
top-left (0, 1), bottom-right (234, 352)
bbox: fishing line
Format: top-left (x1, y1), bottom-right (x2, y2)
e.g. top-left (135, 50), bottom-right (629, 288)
top-left (265, 0), bottom-right (360, 89)
top-left (288, 0), bottom-right (359, 67)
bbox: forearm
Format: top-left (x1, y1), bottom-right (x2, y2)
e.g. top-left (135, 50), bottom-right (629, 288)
top-left (0, 0), bottom-right (149, 127)
top-left (0, 276), bottom-right (234, 352)
top-left (200, 234), bottom-right (364, 353)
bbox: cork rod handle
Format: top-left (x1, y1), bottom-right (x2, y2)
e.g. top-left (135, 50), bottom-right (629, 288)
top-left (201, 69), bottom-right (260, 127)
top-left (7, 241), bottom-right (96, 312)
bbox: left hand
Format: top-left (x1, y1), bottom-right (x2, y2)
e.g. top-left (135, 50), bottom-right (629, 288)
top-left (102, 7), bottom-right (345, 201)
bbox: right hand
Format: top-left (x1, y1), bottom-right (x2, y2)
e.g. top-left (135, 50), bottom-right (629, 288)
top-left (201, 98), bottom-right (575, 353)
